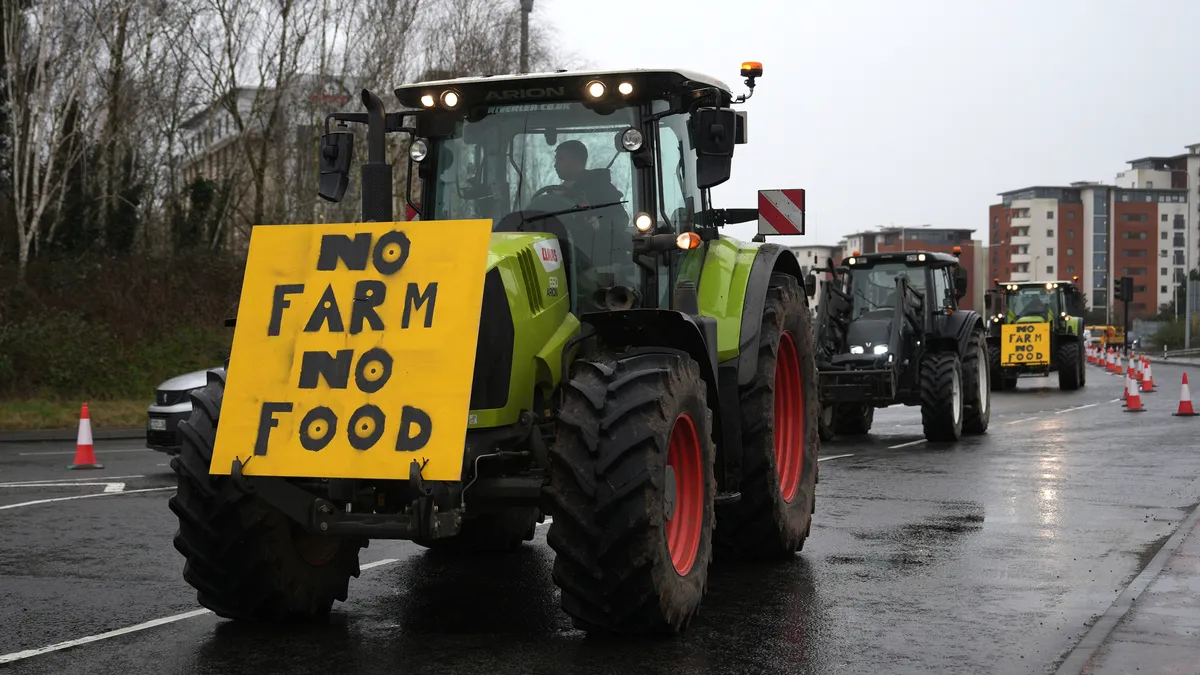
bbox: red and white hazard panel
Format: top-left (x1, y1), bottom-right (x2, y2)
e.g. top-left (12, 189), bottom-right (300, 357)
top-left (757, 189), bottom-right (805, 236)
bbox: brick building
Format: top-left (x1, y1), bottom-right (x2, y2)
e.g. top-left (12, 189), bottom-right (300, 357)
top-left (989, 145), bottom-right (1199, 322)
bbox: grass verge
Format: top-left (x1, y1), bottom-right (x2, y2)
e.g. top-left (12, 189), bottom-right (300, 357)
top-left (0, 399), bottom-right (148, 431)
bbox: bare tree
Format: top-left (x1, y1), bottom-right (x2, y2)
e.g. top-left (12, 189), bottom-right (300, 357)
top-left (2, 0), bottom-right (103, 281)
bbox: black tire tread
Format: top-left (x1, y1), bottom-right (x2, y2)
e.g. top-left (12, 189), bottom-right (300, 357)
top-left (545, 350), bottom-right (716, 634)
top-left (919, 351), bottom-right (963, 442)
top-left (1058, 341), bottom-right (1081, 390)
top-left (714, 273), bottom-right (821, 560)
top-left (168, 368), bottom-right (366, 622)
top-left (961, 330), bottom-right (991, 434)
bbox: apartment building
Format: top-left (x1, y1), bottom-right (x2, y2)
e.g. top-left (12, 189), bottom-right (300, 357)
top-left (835, 226), bottom-right (985, 311)
top-left (989, 144), bottom-right (1199, 322)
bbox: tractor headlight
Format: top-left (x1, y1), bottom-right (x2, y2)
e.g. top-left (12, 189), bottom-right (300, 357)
top-left (440, 89), bottom-right (460, 108)
top-left (850, 345), bottom-right (865, 354)
top-left (420, 94), bottom-right (435, 108)
top-left (873, 344), bottom-right (889, 355)
top-left (586, 80), bottom-right (606, 98)
top-left (618, 81), bottom-right (634, 95)
top-left (409, 139), bottom-right (429, 162)
top-left (621, 128), bottom-right (644, 151)
top-left (634, 212), bottom-right (654, 232)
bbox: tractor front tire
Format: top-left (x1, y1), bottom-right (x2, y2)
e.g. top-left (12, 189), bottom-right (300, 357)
top-left (546, 349), bottom-right (716, 634)
top-left (169, 368), bottom-right (366, 622)
top-left (989, 344), bottom-right (1017, 391)
top-left (962, 329), bottom-right (991, 434)
top-left (714, 273), bottom-right (820, 561)
top-left (414, 508), bottom-right (540, 554)
top-left (919, 351), bottom-right (964, 442)
top-left (818, 405), bottom-right (835, 442)
top-left (1058, 342), bottom-right (1082, 391)
top-left (832, 403), bottom-right (873, 436)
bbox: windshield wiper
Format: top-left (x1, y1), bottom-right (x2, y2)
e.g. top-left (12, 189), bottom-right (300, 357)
top-left (520, 200), bottom-right (629, 224)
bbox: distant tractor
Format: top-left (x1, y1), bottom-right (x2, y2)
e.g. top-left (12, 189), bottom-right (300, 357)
top-left (167, 63), bottom-right (823, 636)
top-left (813, 247), bottom-right (990, 443)
top-left (984, 279), bottom-right (1087, 391)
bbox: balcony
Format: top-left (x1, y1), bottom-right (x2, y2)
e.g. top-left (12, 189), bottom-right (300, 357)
top-left (1010, 270), bottom-right (1033, 282)
top-left (1010, 236), bottom-right (1031, 246)
top-left (1010, 253), bottom-right (1032, 264)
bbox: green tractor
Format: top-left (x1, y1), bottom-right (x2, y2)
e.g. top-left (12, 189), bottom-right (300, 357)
top-left (168, 63), bottom-right (823, 635)
top-left (984, 279), bottom-right (1087, 391)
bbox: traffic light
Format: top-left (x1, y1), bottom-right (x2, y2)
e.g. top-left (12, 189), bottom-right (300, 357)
top-left (1114, 275), bottom-right (1134, 302)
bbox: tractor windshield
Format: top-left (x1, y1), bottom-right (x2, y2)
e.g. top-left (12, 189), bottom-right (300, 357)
top-left (846, 263), bottom-right (926, 320)
top-left (1004, 286), bottom-right (1059, 322)
top-left (428, 102), bottom-right (639, 313)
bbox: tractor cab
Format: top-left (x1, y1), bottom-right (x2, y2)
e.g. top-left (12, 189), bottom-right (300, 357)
top-left (986, 279), bottom-right (1084, 333)
top-left (317, 65), bottom-right (774, 316)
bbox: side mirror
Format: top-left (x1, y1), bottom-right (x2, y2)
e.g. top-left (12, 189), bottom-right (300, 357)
top-left (318, 131), bottom-right (355, 202)
top-left (953, 266), bottom-right (969, 299)
top-left (805, 272), bottom-right (818, 298)
top-left (692, 107), bottom-right (736, 189)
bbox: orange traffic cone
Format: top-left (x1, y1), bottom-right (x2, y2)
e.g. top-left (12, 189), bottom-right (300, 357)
top-left (1124, 370), bottom-right (1145, 412)
top-left (1143, 361), bottom-right (1155, 392)
top-left (1173, 373), bottom-right (1199, 417)
top-left (67, 402), bottom-right (103, 470)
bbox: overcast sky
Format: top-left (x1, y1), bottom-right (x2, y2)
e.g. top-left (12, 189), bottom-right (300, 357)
top-left (534, 0), bottom-right (1200, 245)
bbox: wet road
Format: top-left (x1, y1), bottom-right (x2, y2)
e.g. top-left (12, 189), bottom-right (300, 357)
top-left (2, 360), bottom-right (1199, 675)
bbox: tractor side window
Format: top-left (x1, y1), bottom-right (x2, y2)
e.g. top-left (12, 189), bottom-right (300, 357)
top-left (655, 115), bottom-right (698, 231)
top-left (933, 269), bottom-right (952, 309)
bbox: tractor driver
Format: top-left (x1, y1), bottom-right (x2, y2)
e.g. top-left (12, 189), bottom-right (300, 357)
top-left (550, 140), bottom-right (628, 221)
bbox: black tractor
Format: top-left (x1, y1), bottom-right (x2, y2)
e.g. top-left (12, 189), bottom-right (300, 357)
top-left (813, 249), bottom-right (990, 442)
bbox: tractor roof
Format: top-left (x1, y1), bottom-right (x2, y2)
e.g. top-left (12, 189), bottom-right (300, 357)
top-left (393, 68), bottom-right (733, 110)
top-left (842, 250), bottom-right (961, 269)
top-left (997, 279), bottom-right (1081, 291)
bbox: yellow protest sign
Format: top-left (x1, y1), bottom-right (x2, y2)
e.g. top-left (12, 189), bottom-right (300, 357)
top-left (210, 219), bottom-right (493, 482)
top-left (1001, 322), bottom-right (1050, 366)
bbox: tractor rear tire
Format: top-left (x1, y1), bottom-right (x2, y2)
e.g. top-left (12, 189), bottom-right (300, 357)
top-left (832, 403), bottom-right (873, 436)
top-left (414, 508), bottom-right (540, 554)
top-left (919, 351), bottom-right (964, 442)
top-left (546, 349), bottom-right (716, 634)
top-left (714, 273), bottom-right (820, 561)
top-left (989, 344), bottom-right (1017, 391)
top-left (169, 368), bottom-right (366, 622)
top-left (1058, 342), bottom-right (1082, 391)
top-left (962, 329), bottom-right (991, 434)
top-left (818, 405), bottom-right (835, 442)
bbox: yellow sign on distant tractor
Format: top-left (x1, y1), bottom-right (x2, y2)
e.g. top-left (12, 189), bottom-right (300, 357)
top-left (210, 219), bottom-right (493, 481)
top-left (1001, 322), bottom-right (1050, 366)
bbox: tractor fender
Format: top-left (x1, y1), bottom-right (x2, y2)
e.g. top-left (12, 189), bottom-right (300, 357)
top-left (936, 310), bottom-right (986, 355)
top-left (736, 244), bottom-right (807, 386)
top-left (580, 308), bottom-right (722, 434)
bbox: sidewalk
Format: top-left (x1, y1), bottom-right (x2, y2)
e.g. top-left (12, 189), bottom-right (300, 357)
top-left (1064, 504), bottom-right (1200, 674)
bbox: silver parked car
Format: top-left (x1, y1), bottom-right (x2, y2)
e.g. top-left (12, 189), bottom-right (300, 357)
top-left (146, 367), bottom-right (222, 454)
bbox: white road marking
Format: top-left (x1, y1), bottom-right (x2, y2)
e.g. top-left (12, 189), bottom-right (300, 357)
top-left (1054, 403), bottom-right (1099, 415)
top-left (0, 475), bottom-right (142, 486)
top-left (888, 440), bottom-right (926, 449)
top-left (0, 482), bottom-right (126, 493)
top-left (1109, 398), bottom-right (1122, 403)
top-left (17, 449), bottom-right (149, 457)
top-left (0, 557), bottom-right (404, 665)
top-left (818, 453), bottom-right (856, 462)
top-left (0, 486), bottom-right (173, 511)
top-left (360, 557), bottom-right (399, 571)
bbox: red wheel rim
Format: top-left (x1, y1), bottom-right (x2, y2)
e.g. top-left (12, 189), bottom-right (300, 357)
top-left (775, 331), bottom-right (804, 503)
top-left (665, 413), bottom-right (703, 576)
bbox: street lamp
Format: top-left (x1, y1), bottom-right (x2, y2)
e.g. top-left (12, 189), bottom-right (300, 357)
top-left (519, 0), bottom-right (534, 74)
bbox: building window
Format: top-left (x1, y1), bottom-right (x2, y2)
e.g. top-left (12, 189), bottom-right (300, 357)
top-left (1067, 248), bottom-right (1074, 255)
top-left (1135, 285), bottom-right (1148, 294)
top-left (1122, 213), bottom-right (1147, 222)
top-left (1162, 232), bottom-right (1169, 239)
top-left (1046, 266), bottom-right (1054, 274)
top-left (1122, 249), bottom-right (1148, 257)
top-left (1068, 266), bottom-right (1075, 274)
top-left (1175, 215), bottom-right (1186, 230)
top-left (1047, 211), bottom-right (1054, 219)
top-left (993, 217), bottom-right (999, 226)
top-left (1047, 229), bottom-right (1055, 236)
top-left (1047, 247), bottom-right (1054, 255)
top-left (1162, 214), bottom-right (1169, 222)
top-left (1068, 212), bottom-right (1076, 219)
top-left (1162, 286), bottom-right (1169, 293)
top-left (1068, 229), bottom-right (1075, 238)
